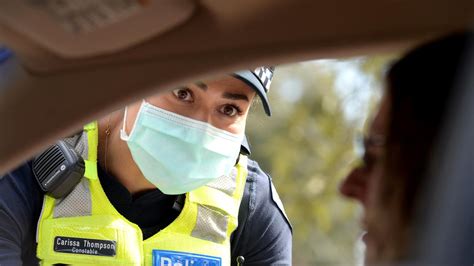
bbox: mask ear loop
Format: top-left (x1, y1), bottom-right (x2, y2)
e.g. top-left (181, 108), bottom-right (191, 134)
top-left (120, 100), bottom-right (147, 141)
top-left (119, 106), bottom-right (130, 141)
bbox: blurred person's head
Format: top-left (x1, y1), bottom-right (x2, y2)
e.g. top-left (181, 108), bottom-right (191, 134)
top-left (339, 94), bottom-right (390, 230)
top-left (364, 31), bottom-right (474, 263)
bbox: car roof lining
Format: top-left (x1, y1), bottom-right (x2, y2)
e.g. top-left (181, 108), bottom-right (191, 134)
top-left (0, 0), bottom-right (473, 173)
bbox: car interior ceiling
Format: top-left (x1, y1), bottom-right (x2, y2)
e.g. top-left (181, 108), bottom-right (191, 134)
top-left (0, 0), bottom-right (472, 173)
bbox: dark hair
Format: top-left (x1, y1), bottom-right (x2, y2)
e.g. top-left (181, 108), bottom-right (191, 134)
top-left (371, 31), bottom-right (474, 261)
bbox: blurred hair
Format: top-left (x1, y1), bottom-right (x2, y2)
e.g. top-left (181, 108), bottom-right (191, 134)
top-left (368, 31), bottom-right (474, 261)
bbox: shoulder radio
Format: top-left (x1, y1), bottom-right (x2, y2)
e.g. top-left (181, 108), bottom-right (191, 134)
top-left (32, 140), bottom-right (85, 198)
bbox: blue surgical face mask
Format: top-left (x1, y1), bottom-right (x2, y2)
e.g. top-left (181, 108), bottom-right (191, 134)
top-left (120, 101), bottom-right (244, 195)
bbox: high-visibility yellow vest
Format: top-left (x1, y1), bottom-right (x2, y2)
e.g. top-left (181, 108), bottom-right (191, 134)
top-left (36, 122), bottom-right (248, 265)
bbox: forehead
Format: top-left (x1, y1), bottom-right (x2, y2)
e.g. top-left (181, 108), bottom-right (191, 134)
top-left (370, 93), bottom-right (391, 137)
top-left (202, 76), bottom-right (256, 96)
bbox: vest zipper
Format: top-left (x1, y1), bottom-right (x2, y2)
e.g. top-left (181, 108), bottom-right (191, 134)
top-left (237, 256), bottom-right (245, 266)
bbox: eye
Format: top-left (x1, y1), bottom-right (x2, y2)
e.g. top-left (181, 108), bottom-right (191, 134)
top-left (219, 104), bottom-right (241, 117)
top-left (172, 88), bottom-right (193, 102)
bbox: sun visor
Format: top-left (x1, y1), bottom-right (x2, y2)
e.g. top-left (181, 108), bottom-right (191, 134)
top-left (0, 0), bottom-right (196, 58)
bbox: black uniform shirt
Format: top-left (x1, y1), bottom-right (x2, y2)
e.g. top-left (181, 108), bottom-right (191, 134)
top-left (0, 159), bottom-right (292, 265)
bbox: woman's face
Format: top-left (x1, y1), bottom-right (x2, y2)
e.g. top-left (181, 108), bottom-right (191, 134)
top-left (339, 94), bottom-right (391, 260)
top-left (124, 76), bottom-right (256, 135)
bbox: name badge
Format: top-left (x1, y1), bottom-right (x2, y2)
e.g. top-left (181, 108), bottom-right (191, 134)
top-left (54, 236), bottom-right (116, 257)
top-left (152, 250), bottom-right (221, 266)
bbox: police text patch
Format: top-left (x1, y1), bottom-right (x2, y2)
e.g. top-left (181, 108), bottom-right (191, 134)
top-left (152, 250), bottom-right (221, 266)
top-left (54, 236), bottom-right (116, 257)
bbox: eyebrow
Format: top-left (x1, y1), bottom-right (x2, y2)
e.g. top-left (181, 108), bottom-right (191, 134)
top-left (222, 92), bottom-right (249, 102)
top-left (364, 134), bottom-right (386, 148)
top-left (194, 81), bottom-right (207, 91)
top-left (192, 81), bottom-right (249, 101)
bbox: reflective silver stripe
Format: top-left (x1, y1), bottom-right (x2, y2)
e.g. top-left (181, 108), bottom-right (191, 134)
top-left (53, 177), bottom-right (91, 218)
top-left (53, 131), bottom-right (91, 218)
top-left (205, 168), bottom-right (237, 196)
top-left (63, 131), bottom-right (89, 160)
top-left (191, 168), bottom-right (238, 243)
top-left (191, 205), bottom-right (228, 243)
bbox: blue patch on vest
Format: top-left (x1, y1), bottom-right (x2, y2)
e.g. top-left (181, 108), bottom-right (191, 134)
top-left (152, 250), bottom-right (221, 266)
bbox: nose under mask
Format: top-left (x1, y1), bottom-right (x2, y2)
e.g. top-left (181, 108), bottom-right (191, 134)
top-left (120, 100), bottom-right (244, 195)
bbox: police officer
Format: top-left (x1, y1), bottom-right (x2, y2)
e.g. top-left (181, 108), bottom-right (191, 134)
top-left (0, 49), bottom-right (292, 265)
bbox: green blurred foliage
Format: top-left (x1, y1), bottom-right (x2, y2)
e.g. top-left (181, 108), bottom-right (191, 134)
top-left (246, 56), bottom-right (395, 265)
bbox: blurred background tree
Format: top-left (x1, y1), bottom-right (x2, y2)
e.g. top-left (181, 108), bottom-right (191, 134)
top-left (245, 56), bottom-right (395, 265)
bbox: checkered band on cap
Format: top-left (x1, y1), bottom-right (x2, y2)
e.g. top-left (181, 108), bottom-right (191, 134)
top-left (252, 66), bottom-right (275, 93)
top-left (233, 66), bottom-right (274, 116)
